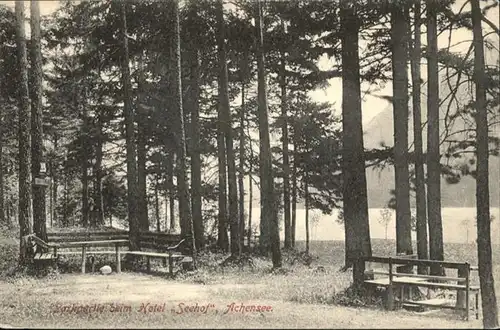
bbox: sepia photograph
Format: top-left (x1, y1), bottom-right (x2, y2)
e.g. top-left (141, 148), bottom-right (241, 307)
top-left (0, 0), bottom-right (499, 328)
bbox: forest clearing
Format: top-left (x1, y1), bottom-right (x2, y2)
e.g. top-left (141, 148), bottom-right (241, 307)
top-left (0, 0), bottom-right (499, 328)
top-left (1, 227), bottom-right (496, 329)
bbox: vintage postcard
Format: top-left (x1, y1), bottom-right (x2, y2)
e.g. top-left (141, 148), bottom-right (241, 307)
top-left (0, 0), bottom-right (498, 328)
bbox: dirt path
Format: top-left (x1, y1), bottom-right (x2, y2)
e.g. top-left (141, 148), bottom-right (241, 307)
top-left (0, 273), bottom-right (482, 329)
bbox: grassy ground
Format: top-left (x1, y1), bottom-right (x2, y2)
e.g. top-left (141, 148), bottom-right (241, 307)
top-left (0, 226), bottom-right (498, 329)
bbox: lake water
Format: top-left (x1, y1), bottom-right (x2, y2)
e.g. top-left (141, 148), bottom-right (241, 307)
top-left (110, 207), bottom-right (500, 245)
top-left (249, 207), bottom-right (500, 245)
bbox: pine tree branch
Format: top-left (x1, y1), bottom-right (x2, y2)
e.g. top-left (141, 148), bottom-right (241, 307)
top-left (481, 14), bottom-right (500, 35)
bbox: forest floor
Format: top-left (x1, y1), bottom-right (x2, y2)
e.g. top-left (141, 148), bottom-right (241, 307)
top-left (0, 272), bottom-right (485, 329)
top-left (0, 227), bottom-right (497, 329)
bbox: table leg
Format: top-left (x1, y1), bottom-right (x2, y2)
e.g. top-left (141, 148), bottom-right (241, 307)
top-left (387, 285), bottom-right (394, 310)
top-left (465, 289), bottom-right (470, 321)
top-left (81, 246), bottom-right (87, 274)
top-left (456, 265), bottom-right (467, 309)
top-left (147, 256), bottom-right (151, 273)
top-left (116, 245), bottom-right (121, 273)
top-left (168, 253), bottom-right (173, 277)
top-left (475, 292), bottom-right (479, 319)
top-left (400, 285), bottom-right (404, 308)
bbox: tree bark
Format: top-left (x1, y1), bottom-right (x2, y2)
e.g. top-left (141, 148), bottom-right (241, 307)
top-left (155, 174), bottom-right (160, 232)
top-left (170, 0), bottom-right (196, 263)
top-left (137, 56), bottom-right (149, 232)
top-left (30, 0), bottom-right (47, 241)
top-left (94, 113), bottom-right (105, 227)
top-left (391, 2), bottom-right (413, 256)
top-left (280, 32), bottom-right (291, 250)
top-left (216, 0), bottom-right (239, 256)
top-left (340, 1), bottom-right (372, 286)
top-left (119, 1), bottom-right (139, 250)
top-left (63, 153), bottom-right (69, 227)
top-left (426, 0), bottom-right (444, 275)
top-left (187, 1), bottom-right (204, 250)
top-left (81, 88), bottom-right (90, 228)
top-left (167, 156), bottom-right (176, 231)
top-left (304, 169), bottom-right (310, 254)
top-left (15, 0), bottom-right (33, 265)
top-left (0, 108), bottom-right (4, 226)
top-left (52, 135), bottom-right (59, 227)
top-left (247, 148), bottom-right (253, 247)
top-left (471, 0), bottom-right (499, 327)
top-left (410, 0), bottom-right (428, 274)
top-left (164, 189), bottom-right (168, 230)
top-left (217, 83), bottom-right (228, 250)
top-left (291, 133), bottom-right (297, 248)
top-left (255, 0), bottom-right (281, 267)
top-left (238, 52), bottom-right (248, 251)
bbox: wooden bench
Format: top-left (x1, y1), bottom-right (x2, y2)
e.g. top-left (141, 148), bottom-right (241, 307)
top-left (27, 235), bottom-right (59, 262)
top-left (29, 234), bottom-right (129, 273)
top-left (359, 256), bottom-right (479, 321)
top-left (34, 230), bottom-right (193, 276)
top-left (121, 237), bottom-right (193, 276)
top-left (56, 239), bottom-right (130, 273)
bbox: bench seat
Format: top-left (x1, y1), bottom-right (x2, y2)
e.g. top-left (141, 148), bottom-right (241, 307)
top-left (358, 255), bottom-right (479, 321)
top-left (403, 298), bottom-right (456, 308)
top-left (122, 250), bottom-right (193, 275)
top-left (365, 276), bottom-right (427, 287)
top-left (57, 250), bottom-right (121, 255)
top-left (34, 253), bottom-right (57, 260)
top-left (122, 251), bottom-right (183, 258)
top-left (394, 278), bottom-right (480, 291)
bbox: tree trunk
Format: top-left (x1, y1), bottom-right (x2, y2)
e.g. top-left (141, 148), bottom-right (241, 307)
top-left (137, 56), bottom-right (149, 232)
top-left (81, 90), bottom-right (90, 228)
top-left (170, 0), bottom-right (196, 263)
top-left (280, 33), bottom-right (291, 250)
top-left (155, 174), bottom-right (160, 232)
top-left (164, 189), bottom-right (168, 230)
top-left (247, 152), bottom-right (253, 247)
top-left (426, 0), bottom-right (444, 275)
top-left (63, 153), bottom-right (69, 227)
top-left (410, 0), bottom-right (428, 274)
top-left (304, 169), bottom-right (310, 254)
top-left (217, 91), bottom-right (228, 250)
top-left (391, 2), bottom-right (413, 256)
top-left (15, 0), bottom-right (33, 265)
top-left (216, 0), bottom-right (239, 256)
top-left (471, 0), bottom-right (499, 327)
top-left (238, 53), bottom-right (248, 251)
top-left (255, 0), bottom-right (281, 268)
top-left (187, 1), bottom-right (204, 250)
top-left (120, 1), bottom-right (139, 250)
top-left (30, 0), bottom-right (47, 242)
top-left (340, 1), bottom-right (372, 286)
top-left (94, 113), bottom-right (105, 227)
top-left (0, 109), bottom-right (4, 226)
top-left (52, 136), bottom-right (59, 227)
top-left (291, 134), bottom-right (297, 248)
top-left (167, 156), bottom-right (176, 231)
top-left (48, 160), bottom-right (53, 228)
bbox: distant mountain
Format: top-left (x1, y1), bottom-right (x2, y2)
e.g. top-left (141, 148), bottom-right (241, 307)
top-left (363, 104), bottom-right (500, 209)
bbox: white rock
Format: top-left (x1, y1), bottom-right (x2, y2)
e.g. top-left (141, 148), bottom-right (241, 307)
top-left (99, 265), bottom-right (112, 275)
